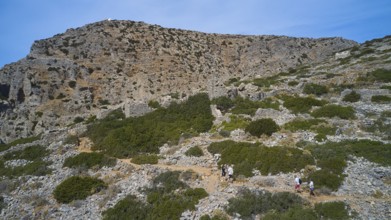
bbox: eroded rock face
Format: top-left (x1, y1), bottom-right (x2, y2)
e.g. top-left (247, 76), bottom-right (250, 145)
top-left (0, 20), bottom-right (357, 142)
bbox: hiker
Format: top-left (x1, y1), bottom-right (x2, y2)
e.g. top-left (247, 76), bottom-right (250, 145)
top-left (309, 179), bottom-right (315, 196)
top-left (221, 164), bottom-right (226, 177)
top-left (294, 175), bottom-right (301, 192)
top-left (228, 165), bottom-right (234, 182)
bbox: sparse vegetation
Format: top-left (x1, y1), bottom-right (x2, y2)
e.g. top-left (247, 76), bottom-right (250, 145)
top-left (0, 145), bottom-right (52, 178)
top-left (208, 140), bottom-right (314, 177)
top-left (103, 171), bottom-right (208, 220)
top-left (307, 140), bottom-right (391, 190)
top-left (371, 95), bottom-right (391, 103)
top-left (53, 176), bottom-right (107, 204)
top-left (131, 154), bottom-right (159, 164)
top-left (219, 115), bottom-right (250, 131)
top-left (185, 146), bottom-right (204, 157)
top-left (369, 68), bottom-right (391, 83)
top-left (231, 97), bottom-right (279, 115)
top-left (245, 118), bottom-right (279, 137)
top-left (86, 93), bottom-right (213, 158)
top-left (148, 100), bottom-right (161, 108)
top-left (315, 201), bottom-right (350, 220)
top-left (311, 104), bottom-right (355, 119)
top-left (63, 152), bottom-right (116, 169)
top-left (252, 75), bottom-right (279, 88)
top-left (281, 95), bottom-right (326, 114)
top-left (343, 91), bottom-right (361, 102)
top-left (0, 135), bottom-right (41, 152)
top-left (303, 83), bottom-right (328, 96)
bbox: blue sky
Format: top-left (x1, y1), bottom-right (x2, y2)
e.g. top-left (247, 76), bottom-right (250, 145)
top-left (1, 0), bottom-right (390, 67)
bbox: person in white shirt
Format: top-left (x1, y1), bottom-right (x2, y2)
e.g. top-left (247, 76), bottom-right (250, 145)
top-left (309, 179), bottom-right (315, 196)
top-left (228, 165), bottom-right (234, 182)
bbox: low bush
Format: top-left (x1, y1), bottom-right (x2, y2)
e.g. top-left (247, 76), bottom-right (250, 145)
top-left (185, 146), bottom-right (204, 157)
top-left (53, 176), bottom-right (107, 203)
top-left (230, 97), bottom-right (279, 116)
top-left (252, 75), bottom-right (279, 88)
top-left (0, 135), bottom-right (41, 152)
top-left (131, 154), bottom-right (158, 164)
top-left (63, 152), bottom-right (116, 169)
top-left (73, 117), bottom-right (84, 124)
top-left (311, 105), bottom-right (355, 119)
top-left (281, 95), bottom-right (326, 114)
top-left (315, 201), bottom-right (350, 220)
top-left (371, 95), bottom-right (391, 103)
top-left (220, 115), bottom-right (250, 131)
top-left (307, 140), bottom-right (391, 190)
top-left (342, 91), bottom-right (361, 102)
top-left (369, 69), bottom-right (391, 83)
top-left (64, 135), bottom-right (79, 145)
top-left (303, 83), bottom-right (328, 96)
top-left (245, 118), bottom-right (279, 137)
top-left (0, 145), bottom-right (52, 178)
top-left (226, 189), bottom-right (305, 219)
top-left (263, 207), bottom-right (318, 220)
top-left (288, 81), bottom-right (299, 86)
top-left (284, 119), bottom-right (326, 131)
top-left (103, 171), bottom-right (208, 220)
top-left (86, 93), bottom-right (213, 158)
top-left (208, 141), bottom-right (314, 177)
top-left (148, 100), bottom-right (161, 108)
top-left (212, 96), bottom-right (234, 113)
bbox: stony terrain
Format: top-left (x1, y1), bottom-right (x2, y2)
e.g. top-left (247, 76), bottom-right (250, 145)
top-left (0, 20), bottom-right (390, 219)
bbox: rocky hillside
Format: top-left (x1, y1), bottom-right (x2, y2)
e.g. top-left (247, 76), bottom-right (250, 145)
top-left (0, 19), bottom-right (356, 143)
top-left (0, 20), bottom-right (390, 220)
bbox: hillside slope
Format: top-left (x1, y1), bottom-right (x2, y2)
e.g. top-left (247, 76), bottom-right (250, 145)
top-left (0, 19), bottom-right (356, 142)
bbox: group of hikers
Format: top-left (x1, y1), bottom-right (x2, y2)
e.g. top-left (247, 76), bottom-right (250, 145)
top-left (220, 165), bottom-right (315, 196)
top-left (295, 175), bottom-right (315, 196)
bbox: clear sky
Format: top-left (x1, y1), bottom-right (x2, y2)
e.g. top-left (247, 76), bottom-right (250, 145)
top-left (1, 0), bottom-right (390, 67)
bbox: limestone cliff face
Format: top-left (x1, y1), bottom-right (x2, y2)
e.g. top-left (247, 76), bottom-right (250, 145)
top-left (0, 20), bottom-right (357, 142)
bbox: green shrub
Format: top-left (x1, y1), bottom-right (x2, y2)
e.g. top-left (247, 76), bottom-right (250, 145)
top-left (371, 95), bottom-right (391, 103)
top-left (231, 97), bottom-right (279, 115)
top-left (303, 83), bottom-right (328, 96)
top-left (131, 154), bottom-right (158, 164)
top-left (342, 91), bottom-right (361, 102)
top-left (369, 69), bottom-right (391, 83)
top-left (0, 135), bottom-right (41, 152)
top-left (252, 75), bottom-right (279, 88)
top-left (311, 105), bottom-right (355, 119)
top-left (53, 176), bottom-right (107, 203)
top-left (103, 195), bottom-right (148, 220)
top-left (185, 146), bottom-right (204, 157)
top-left (148, 100), bottom-right (161, 108)
top-left (73, 116), bottom-right (84, 124)
top-left (220, 115), bottom-right (250, 131)
top-left (212, 96), bottom-right (234, 113)
top-left (307, 140), bottom-right (391, 190)
top-left (288, 81), bottom-right (299, 86)
top-left (3, 145), bottom-right (49, 161)
top-left (284, 119), bottom-right (326, 131)
top-left (281, 95), bottom-right (326, 114)
top-left (64, 135), bottom-right (79, 145)
top-left (263, 207), bottom-right (318, 220)
top-left (63, 152), bottom-right (116, 169)
top-left (68, 80), bottom-right (76, 88)
top-left (315, 201), bottom-right (350, 220)
top-left (86, 93), bottom-right (213, 158)
top-left (208, 141), bottom-right (314, 177)
top-left (226, 189), bottom-right (305, 219)
top-left (245, 118), bottom-right (279, 137)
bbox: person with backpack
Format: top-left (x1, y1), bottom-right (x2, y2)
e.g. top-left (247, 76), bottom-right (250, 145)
top-left (221, 164), bottom-right (226, 177)
top-left (294, 175), bottom-right (301, 192)
top-left (228, 165), bottom-right (234, 182)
